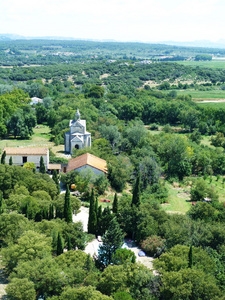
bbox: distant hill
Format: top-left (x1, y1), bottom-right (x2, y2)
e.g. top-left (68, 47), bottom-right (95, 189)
top-left (0, 34), bottom-right (76, 41)
top-left (1, 33), bottom-right (225, 49)
top-left (160, 40), bottom-right (225, 49)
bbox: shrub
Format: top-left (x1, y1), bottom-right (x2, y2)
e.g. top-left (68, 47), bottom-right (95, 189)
top-left (140, 235), bottom-right (165, 257)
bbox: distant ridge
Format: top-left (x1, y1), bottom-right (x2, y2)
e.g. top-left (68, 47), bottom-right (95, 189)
top-left (1, 33), bottom-right (225, 49)
top-left (159, 40), bottom-right (225, 49)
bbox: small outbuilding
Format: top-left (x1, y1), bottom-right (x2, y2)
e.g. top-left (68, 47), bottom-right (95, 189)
top-left (66, 153), bottom-right (107, 176)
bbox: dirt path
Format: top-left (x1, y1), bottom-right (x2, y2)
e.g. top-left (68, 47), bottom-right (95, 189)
top-left (196, 99), bottom-right (225, 103)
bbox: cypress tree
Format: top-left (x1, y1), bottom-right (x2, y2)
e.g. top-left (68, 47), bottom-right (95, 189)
top-left (1, 151), bottom-right (6, 164)
top-left (85, 254), bottom-right (92, 271)
top-left (51, 230), bottom-right (58, 254)
top-left (188, 245), bottom-right (193, 268)
top-left (131, 171), bottom-right (141, 207)
top-left (112, 193), bottom-right (118, 214)
top-left (49, 204), bottom-right (54, 220)
top-left (52, 169), bottom-right (60, 195)
top-left (97, 205), bottom-right (103, 235)
top-left (0, 191), bottom-right (3, 214)
top-left (42, 207), bottom-right (48, 220)
top-left (95, 196), bottom-right (98, 218)
top-left (39, 156), bottom-right (46, 174)
top-left (64, 185), bottom-right (72, 223)
top-left (88, 189), bottom-right (97, 234)
top-left (56, 232), bottom-right (64, 256)
top-left (9, 156), bottom-right (13, 165)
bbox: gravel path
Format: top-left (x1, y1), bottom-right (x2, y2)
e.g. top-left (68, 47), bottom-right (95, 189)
top-left (73, 206), bottom-right (89, 232)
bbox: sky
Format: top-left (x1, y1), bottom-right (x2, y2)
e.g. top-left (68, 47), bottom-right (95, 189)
top-left (0, 0), bottom-right (224, 43)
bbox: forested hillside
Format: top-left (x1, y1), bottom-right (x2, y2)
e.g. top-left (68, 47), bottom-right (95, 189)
top-left (1, 40), bottom-right (225, 300)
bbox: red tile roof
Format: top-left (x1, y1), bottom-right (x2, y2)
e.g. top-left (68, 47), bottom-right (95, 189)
top-left (3, 147), bottom-right (49, 155)
top-left (66, 153), bottom-right (107, 173)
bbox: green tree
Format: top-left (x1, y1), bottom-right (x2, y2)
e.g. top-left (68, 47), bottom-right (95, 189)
top-left (6, 278), bottom-right (36, 300)
top-left (1, 230), bottom-right (52, 274)
top-left (56, 232), bottom-right (64, 256)
top-left (52, 169), bottom-right (60, 195)
top-left (190, 178), bottom-right (210, 202)
top-left (39, 156), bottom-right (46, 174)
top-left (160, 268), bottom-right (221, 300)
top-left (131, 171), bottom-right (141, 207)
top-left (54, 193), bottom-right (80, 218)
top-left (23, 162), bottom-right (36, 171)
top-left (1, 151), bottom-right (6, 164)
top-left (188, 245), bottom-right (193, 268)
top-left (88, 85), bottom-right (105, 98)
top-left (112, 193), bottom-right (118, 214)
top-left (58, 286), bottom-right (113, 300)
top-left (187, 201), bottom-right (219, 222)
top-left (98, 217), bottom-right (124, 266)
top-left (49, 203), bottom-right (54, 220)
top-left (107, 156), bottom-right (133, 192)
top-left (9, 156), bottom-right (13, 165)
top-left (112, 248), bottom-right (136, 265)
top-left (67, 234), bottom-right (72, 251)
top-left (64, 185), bottom-right (72, 223)
top-left (88, 189), bottom-right (97, 234)
top-left (10, 257), bottom-right (66, 299)
top-left (0, 191), bottom-right (3, 214)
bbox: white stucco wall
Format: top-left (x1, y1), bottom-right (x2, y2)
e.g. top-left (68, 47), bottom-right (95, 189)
top-left (5, 154), bottom-right (48, 168)
top-left (65, 132), bottom-right (70, 152)
top-left (75, 165), bottom-right (105, 176)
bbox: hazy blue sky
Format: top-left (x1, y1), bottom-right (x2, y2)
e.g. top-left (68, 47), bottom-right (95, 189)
top-left (0, 0), bottom-right (224, 42)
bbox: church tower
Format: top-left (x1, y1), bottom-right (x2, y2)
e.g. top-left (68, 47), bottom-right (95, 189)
top-left (65, 109), bottom-right (91, 154)
top-left (75, 109), bottom-right (81, 121)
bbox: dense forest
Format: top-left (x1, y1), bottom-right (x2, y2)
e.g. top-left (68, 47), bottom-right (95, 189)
top-left (1, 40), bottom-right (225, 300)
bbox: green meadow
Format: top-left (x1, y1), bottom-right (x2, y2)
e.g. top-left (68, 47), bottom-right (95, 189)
top-left (175, 60), bottom-right (225, 69)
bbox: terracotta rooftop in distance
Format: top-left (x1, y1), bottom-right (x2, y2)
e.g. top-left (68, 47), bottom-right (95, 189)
top-left (66, 153), bottom-right (107, 173)
top-left (48, 163), bottom-right (61, 170)
top-left (3, 147), bottom-right (49, 156)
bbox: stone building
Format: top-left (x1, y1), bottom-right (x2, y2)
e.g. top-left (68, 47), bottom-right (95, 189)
top-left (65, 109), bottom-right (91, 154)
top-left (3, 147), bottom-right (49, 169)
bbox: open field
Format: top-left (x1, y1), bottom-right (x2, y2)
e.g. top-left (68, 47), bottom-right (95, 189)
top-left (161, 176), bottom-right (225, 214)
top-left (173, 89), bottom-right (225, 100)
top-left (175, 60), bottom-right (225, 69)
top-left (161, 183), bottom-right (191, 214)
top-left (197, 101), bottom-right (225, 109)
top-left (0, 125), bottom-right (53, 152)
top-left (0, 125), bottom-right (66, 157)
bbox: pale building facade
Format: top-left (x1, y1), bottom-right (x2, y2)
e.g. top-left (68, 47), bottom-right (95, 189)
top-left (65, 109), bottom-right (91, 154)
top-left (3, 147), bottom-right (49, 169)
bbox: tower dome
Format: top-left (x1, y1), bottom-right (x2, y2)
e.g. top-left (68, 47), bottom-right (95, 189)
top-left (75, 109), bottom-right (81, 121)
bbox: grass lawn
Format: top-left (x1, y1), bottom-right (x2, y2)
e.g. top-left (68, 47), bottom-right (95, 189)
top-left (162, 176), bottom-right (225, 214)
top-left (0, 125), bottom-right (66, 157)
top-left (161, 182), bottom-right (191, 214)
top-left (0, 125), bottom-right (53, 151)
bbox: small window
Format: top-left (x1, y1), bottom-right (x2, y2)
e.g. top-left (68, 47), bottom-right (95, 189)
top-left (22, 156), bottom-right (27, 163)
